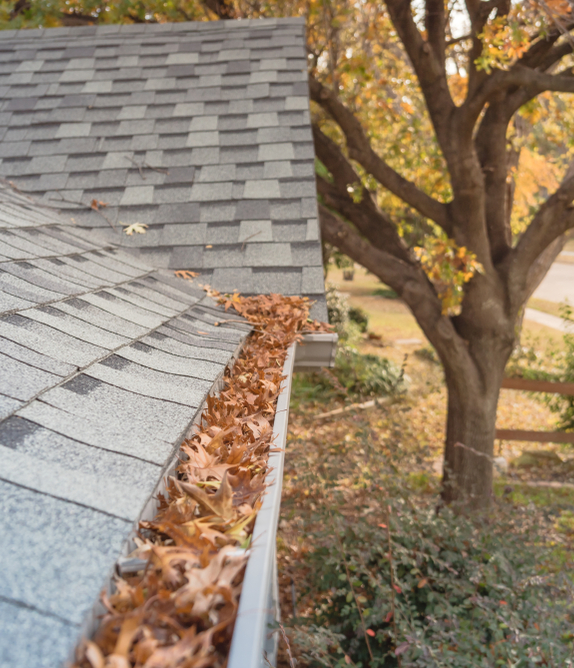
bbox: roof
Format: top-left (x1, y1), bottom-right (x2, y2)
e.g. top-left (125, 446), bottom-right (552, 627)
top-left (0, 182), bottom-right (252, 667)
top-left (0, 17), bottom-right (326, 319)
top-left (0, 16), bottom-right (325, 667)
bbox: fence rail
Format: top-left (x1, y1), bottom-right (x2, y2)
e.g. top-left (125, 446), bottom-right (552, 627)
top-left (501, 377), bottom-right (574, 396)
top-left (497, 376), bottom-right (574, 443)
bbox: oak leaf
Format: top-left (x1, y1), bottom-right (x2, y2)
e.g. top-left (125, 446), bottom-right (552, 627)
top-left (123, 223), bottom-right (148, 236)
top-left (175, 470), bottom-right (235, 520)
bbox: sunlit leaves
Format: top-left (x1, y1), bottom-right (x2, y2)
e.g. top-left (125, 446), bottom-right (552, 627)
top-left (414, 238), bottom-right (484, 315)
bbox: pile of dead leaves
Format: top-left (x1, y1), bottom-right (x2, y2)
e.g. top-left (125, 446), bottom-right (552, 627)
top-left (74, 293), bottom-right (330, 668)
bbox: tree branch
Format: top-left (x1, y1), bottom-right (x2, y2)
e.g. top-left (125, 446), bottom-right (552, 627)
top-left (309, 76), bottom-right (451, 231)
top-left (319, 204), bottom-right (473, 372)
top-left (466, 66), bottom-right (574, 127)
top-left (518, 21), bottom-right (574, 69)
top-left (313, 127), bottom-right (412, 263)
top-left (384, 0), bottom-right (455, 147)
top-left (425, 0), bottom-right (446, 69)
top-left (511, 173), bottom-right (574, 294)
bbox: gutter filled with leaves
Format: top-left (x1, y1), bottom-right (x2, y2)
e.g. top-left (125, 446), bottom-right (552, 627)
top-left (73, 292), bottom-right (330, 668)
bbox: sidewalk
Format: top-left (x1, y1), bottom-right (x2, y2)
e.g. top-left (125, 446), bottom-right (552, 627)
top-left (524, 307), bottom-right (572, 332)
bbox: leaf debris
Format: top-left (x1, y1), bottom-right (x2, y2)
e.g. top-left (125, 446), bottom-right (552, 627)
top-left (73, 292), bottom-right (331, 668)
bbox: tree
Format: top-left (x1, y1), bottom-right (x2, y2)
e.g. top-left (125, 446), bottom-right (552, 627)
top-left (2, 0), bottom-right (574, 509)
top-left (309, 2), bottom-right (574, 509)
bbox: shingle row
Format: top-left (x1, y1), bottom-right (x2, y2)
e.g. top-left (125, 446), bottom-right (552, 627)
top-left (0, 183), bottom-right (252, 667)
top-left (0, 18), bottom-right (326, 319)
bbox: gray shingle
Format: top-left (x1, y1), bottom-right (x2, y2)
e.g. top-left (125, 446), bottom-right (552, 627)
top-left (87, 358), bottom-right (211, 406)
top-left (206, 223), bottom-right (240, 244)
top-left (264, 160), bottom-right (293, 178)
top-left (0, 334), bottom-right (75, 376)
top-left (0, 419), bottom-right (161, 519)
top-left (258, 142), bottom-right (295, 161)
top-left (190, 181), bottom-right (232, 201)
top-left (250, 267), bottom-right (302, 293)
top-left (235, 199), bottom-right (270, 219)
top-left (0, 480), bottom-right (130, 624)
top-left (0, 598), bottom-right (79, 668)
top-left (238, 219), bottom-right (273, 242)
top-left (0, 314), bottom-right (107, 367)
top-left (27, 306), bottom-right (131, 350)
top-left (243, 179), bottom-right (280, 199)
top-left (56, 298), bottom-right (148, 339)
top-left (168, 245), bottom-right (204, 268)
top-left (120, 185), bottom-right (154, 206)
top-left (0, 352), bottom-right (60, 401)
top-left (244, 242), bottom-right (292, 267)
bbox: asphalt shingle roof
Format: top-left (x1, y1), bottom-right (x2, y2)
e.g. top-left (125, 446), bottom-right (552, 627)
top-left (0, 182), bottom-right (251, 667)
top-left (0, 16), bottom-right (326, 667)
top-left (0, 17), bottom-right (326, 319)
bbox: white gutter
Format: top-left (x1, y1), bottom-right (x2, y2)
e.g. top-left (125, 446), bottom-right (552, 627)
top-left (227, 343), bottom-right (296, 668)
top-left (228, 331), bottom-right (338, 668)
top-left (293, 332), bottom-right (338, 371)
top-left (79, 331), bottom-right (337, 667)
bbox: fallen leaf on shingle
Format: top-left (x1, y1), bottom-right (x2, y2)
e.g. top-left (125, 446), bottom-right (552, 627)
top-left (174, 270), bottom-right (199, 280)
top-left (122, 223), bottom-right (149, 236)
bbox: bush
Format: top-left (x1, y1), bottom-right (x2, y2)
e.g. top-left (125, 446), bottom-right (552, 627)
top-left (348, 306), bottom-right (369, 333)
top-left (373, 287), bottom-right (399, 300)
top-left (334, 347), bottom-right (406, 398)
top-left (293, 497), bottom-right (574, 668)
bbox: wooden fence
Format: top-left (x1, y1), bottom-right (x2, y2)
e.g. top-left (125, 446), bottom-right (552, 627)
top-left (496, 377), bottom-right (574, 444)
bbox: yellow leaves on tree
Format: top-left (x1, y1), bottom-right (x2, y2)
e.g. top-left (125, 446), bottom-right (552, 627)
top-left (73, 292), bottom-right (330, 668)
top-left (414, 238), bottom-right (484, 316)
top-left (475, 17), bottom-right (532, 73)
top-left (512, 147), bottom-right (560, 235)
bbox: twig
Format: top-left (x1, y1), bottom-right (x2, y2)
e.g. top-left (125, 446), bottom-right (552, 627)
top-left (48, 193), bottom-right (117, 231)
top-left (240, 230), bottom-right (261, 251)
top-left (454, 441), bottom-right (493, 462)
top-left (127, 156), bottom-right (146, 179)
top-left (320, 367), bottom-right (347, 396)
top-left (339, 541), bottom-right (374, 664)
top-left (126, 156), bottom-right (170, 179)
top-left (313, 396), bottom-right (394, 420)
top-left (385, 504), bottom-right (402, 667)
top-left (278, 623), bottom-right (296, 668)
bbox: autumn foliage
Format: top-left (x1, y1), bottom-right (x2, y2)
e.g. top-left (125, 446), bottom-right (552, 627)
top-left (73, 292), bottom-right (329, 668)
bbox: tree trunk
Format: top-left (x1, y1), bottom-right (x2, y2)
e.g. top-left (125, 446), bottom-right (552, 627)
top-left (440, 340), bottom-right (510, 510)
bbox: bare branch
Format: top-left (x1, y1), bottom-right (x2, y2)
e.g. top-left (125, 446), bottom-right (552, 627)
top-left (319, 204), bottom-right (472, 370)
top-left (425, 0), bottom-right (447, 69)
top-left (384, 0), bottom-right (455, 145)
top-left (466, 66), bottom-right (574, 126)
top-left (309, 76), bottom-right (451, 232)
top-left (512, 172), bottom-right (574, 291)
top-left (313, 127), bottom-right (412, 263)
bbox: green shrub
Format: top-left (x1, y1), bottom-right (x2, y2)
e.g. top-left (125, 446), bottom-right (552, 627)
top-left (348, 306), bottom-right (369, 333)
top-left (334, 347), bottom-right (406, 398)
top-left (373, 287), bottom-right (399, 300)
top-left (293, 498), bottom-right (574, 667)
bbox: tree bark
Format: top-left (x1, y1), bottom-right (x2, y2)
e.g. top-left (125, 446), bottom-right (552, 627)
top-left (441, 353), bottom-right (507, 509)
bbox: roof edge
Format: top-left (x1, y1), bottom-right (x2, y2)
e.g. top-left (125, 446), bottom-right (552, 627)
top-left (0, 16), bottom-right (305, 41)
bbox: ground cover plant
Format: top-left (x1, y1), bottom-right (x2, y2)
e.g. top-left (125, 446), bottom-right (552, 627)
top-left (278, 383), bottom-right (574, 668)
top-left (73, 290), bottom-right (330, 668)
top-left (277, 270), bottom-right (574, 668)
